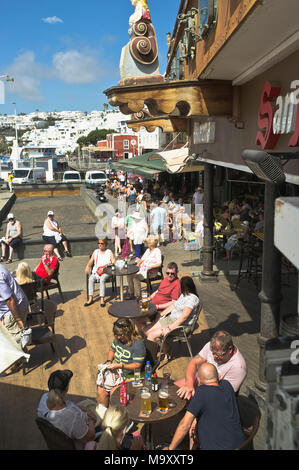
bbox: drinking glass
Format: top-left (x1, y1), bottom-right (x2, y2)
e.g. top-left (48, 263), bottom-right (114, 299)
top-left (132, 367), bottom-right (142, 387)
top-left (158, 388), bottom-right (169, 413)
top-left (162, 365), bottom-right (171, 388)
top-left (140, 387), bottom-right (151, 416)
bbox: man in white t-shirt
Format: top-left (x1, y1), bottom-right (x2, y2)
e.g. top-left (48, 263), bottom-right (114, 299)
top-left (176, 330), bottom-right (247, 399)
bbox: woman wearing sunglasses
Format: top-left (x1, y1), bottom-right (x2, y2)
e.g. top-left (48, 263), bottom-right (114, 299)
top-left (96, 318), bottom-right (146, 407)
top-left (84, 238), bottom-right (115, 308)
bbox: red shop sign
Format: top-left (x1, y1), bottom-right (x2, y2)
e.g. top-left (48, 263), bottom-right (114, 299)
top-left (256, 80), bottom-right (299, 149)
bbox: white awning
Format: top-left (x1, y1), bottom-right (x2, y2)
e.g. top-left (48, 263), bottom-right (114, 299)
top-left (158, 148), bottom-right (204, 173)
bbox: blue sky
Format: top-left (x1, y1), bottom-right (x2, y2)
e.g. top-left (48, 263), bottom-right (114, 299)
top-left (0, 0), bottom-right (180, 115)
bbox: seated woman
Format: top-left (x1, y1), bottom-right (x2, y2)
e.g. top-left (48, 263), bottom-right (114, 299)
top-left (1, 213), bottom-right (22, 264)
top-left (84, 238), bottom-right (115, 308)
top-left (127, 237), bottom-right (162, 299)
top-left (86, 405), bottom-right (145, 451)
top-left (15, 262), bottom-right (33, 285)
top-left (42, 210), bottom-right (71, 261)
top-left (97, 318), bottom-right (146, 408)
top-left (37, 370), bottom-right (97, 449)
top-left (141, 276), bottom-right (200, 345)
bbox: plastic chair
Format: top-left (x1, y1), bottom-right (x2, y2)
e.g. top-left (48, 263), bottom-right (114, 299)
top-left (36, 417), bottom-right (76, 450)
top-left (156, 301), bottom-right (202, 368)
top-left (23, 299), bottom-right (62, 375)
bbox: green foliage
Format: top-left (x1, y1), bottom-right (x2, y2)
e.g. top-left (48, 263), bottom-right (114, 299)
top-left (76, 128), bottom-right (116, 147)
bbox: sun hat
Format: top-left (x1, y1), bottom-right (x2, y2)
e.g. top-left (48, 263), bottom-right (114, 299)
top-left (47, 211), bottom-right (54, 216)
top-left (7, 213), bottom-right (14, 219)
top-left (48, 370), bottom-right (73, 391)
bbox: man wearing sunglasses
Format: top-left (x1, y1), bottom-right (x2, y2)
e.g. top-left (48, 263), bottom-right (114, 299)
top-left (148, 262), bottom-right (181, 312)
top-left (176, 330), bottom-right (247, 400)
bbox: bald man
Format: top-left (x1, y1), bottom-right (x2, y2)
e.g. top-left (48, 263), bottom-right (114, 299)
top-left (33, 244), bottom-right (59, 285)
top-left (165, 363), bottom-right (245, 450)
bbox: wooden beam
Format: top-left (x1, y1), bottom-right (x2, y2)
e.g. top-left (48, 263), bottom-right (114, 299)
top-left (104, 79), bottom-right (233, 118)
top-left (127, 116), bottom-right (191, 133)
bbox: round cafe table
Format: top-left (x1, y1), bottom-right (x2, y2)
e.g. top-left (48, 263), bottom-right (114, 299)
top-left (110, 378), bottom-right (187, 449)
top-left (108, 299), bottom-right (156, 321)
top-left (104, 264), bottom-right (139, 301)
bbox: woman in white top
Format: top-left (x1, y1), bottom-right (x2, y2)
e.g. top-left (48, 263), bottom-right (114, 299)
top-left (37, 369), bottom-right (96, 449)
top-left (127, 212), bottom-right (148, 259)
top-left (1, 213), bottom-right (22, 263)
top-left (42, 211), bottom-right (71, 261)
top-left (142, 276), bottom-right (200, 343)
top-left (127, 237), bottom-right (162, 299)
top-left (84, 238), bottom-right (115, 307)
top-left (111, 210), bottom-right (125, 257)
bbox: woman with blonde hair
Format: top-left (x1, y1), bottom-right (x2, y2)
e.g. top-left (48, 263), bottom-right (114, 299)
top-left (127, 237), bottom-right (162, 299)
top-left (15, 262), bottom-right (33, 285)
top-left (96, 405), bottom-right (144, 450)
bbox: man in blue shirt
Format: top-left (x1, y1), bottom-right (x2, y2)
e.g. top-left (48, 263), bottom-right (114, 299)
top-left (165, 363), bottom-right (245, 450)
top-left (0, 263), bottom-right (29, 375)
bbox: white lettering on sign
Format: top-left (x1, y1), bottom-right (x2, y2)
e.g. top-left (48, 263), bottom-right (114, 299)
top-left (273, 80), bottom-right (299, 135)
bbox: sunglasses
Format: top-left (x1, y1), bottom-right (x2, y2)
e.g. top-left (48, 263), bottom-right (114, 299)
top-left (211, 350), bottom-right (227, 358)
top-left (98, 242), bottom-right (105, 245)
top-left (113, 319), bottom-right (129, 328)
top-left (166, 271), bottom-right (176, 276)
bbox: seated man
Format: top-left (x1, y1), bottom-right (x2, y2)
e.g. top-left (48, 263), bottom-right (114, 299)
top-left (176, 330), bottom-right (247, 399)
top-left (0, 263), bottom-right (29, 376)
top-left (149, 262), bottom-right (181, 312)
top-left (165, 363), bottom-right (245, 450)
top-left (33, 244), bottom-right (59, 286)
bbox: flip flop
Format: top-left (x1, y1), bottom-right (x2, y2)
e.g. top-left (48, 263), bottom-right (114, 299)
top-left (6, 259), bottom-right (12, 264)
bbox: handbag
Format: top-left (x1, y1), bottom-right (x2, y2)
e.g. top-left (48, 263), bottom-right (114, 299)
top-left (121, 237), bottom-right (132, 259)
top-left (96, 266), bottom-right (106, 276)
top-left (96, 363), bottom-right (124, 392)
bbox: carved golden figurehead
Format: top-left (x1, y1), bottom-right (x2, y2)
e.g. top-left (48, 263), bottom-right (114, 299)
top-left (119, 0), bottom-right (163, 85)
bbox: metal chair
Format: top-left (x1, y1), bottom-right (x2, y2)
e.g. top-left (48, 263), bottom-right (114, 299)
top-left (23, 299), bottom-right (62, 375)
top-left (141, 255), bottom-right (164, 293)
top-left (36, 417), bottom-right (76, 450)
top-left (156, 301), bottom-right (202, 368)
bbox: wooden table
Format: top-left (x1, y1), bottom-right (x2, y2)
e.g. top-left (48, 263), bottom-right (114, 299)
top-left (104, 264), bottom-right (139, 301)
top-left (108, 299), bottom-right (157, 326)
top-left (111, 378), bottom-right (187, 449)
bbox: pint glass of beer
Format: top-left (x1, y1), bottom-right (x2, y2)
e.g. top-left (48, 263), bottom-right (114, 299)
top-left (141, 292), bottom-right (148, 310)
top-left (158, 388), bottom-right (169, 413)
top-left (140, 387), bottom-right (151, 416)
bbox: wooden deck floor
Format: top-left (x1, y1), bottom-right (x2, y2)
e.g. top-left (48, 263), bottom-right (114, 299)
top-left (0, 287), bottom-right (209, 450)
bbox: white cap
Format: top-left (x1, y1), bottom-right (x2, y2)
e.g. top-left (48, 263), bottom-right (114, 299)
top-left (7, 213), bottom-right (14, 219)
top-left (47, 211), bottom-right (54, 216)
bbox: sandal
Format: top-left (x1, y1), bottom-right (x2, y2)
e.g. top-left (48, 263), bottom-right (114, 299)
top-left (6, 258), bottom-right (12, 264)
top-left (0, 256), bottom-right (4, 262)
top-left (65, 251), bottom-right (72, 257)
top-left (58, 257), bottom-right (63, 262)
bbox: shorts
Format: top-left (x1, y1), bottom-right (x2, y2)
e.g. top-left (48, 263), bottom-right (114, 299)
top-left (1, 237), bottom-right (22, 248)
top-left (42, 234), bottom-right (67, 249)
top-left (159, 315), bottom-right (174, 327)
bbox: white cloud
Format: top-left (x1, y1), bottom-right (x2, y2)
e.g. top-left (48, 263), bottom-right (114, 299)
top-left (5, 51), bottom-right (51, 101)
top-left (42, 16), bottom-right (63, 24)
top-left (52, 50), bottom-right (102, 84)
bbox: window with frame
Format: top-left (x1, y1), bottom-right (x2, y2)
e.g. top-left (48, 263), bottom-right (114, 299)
top-left (123, 140), bottom-right (129, 149)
